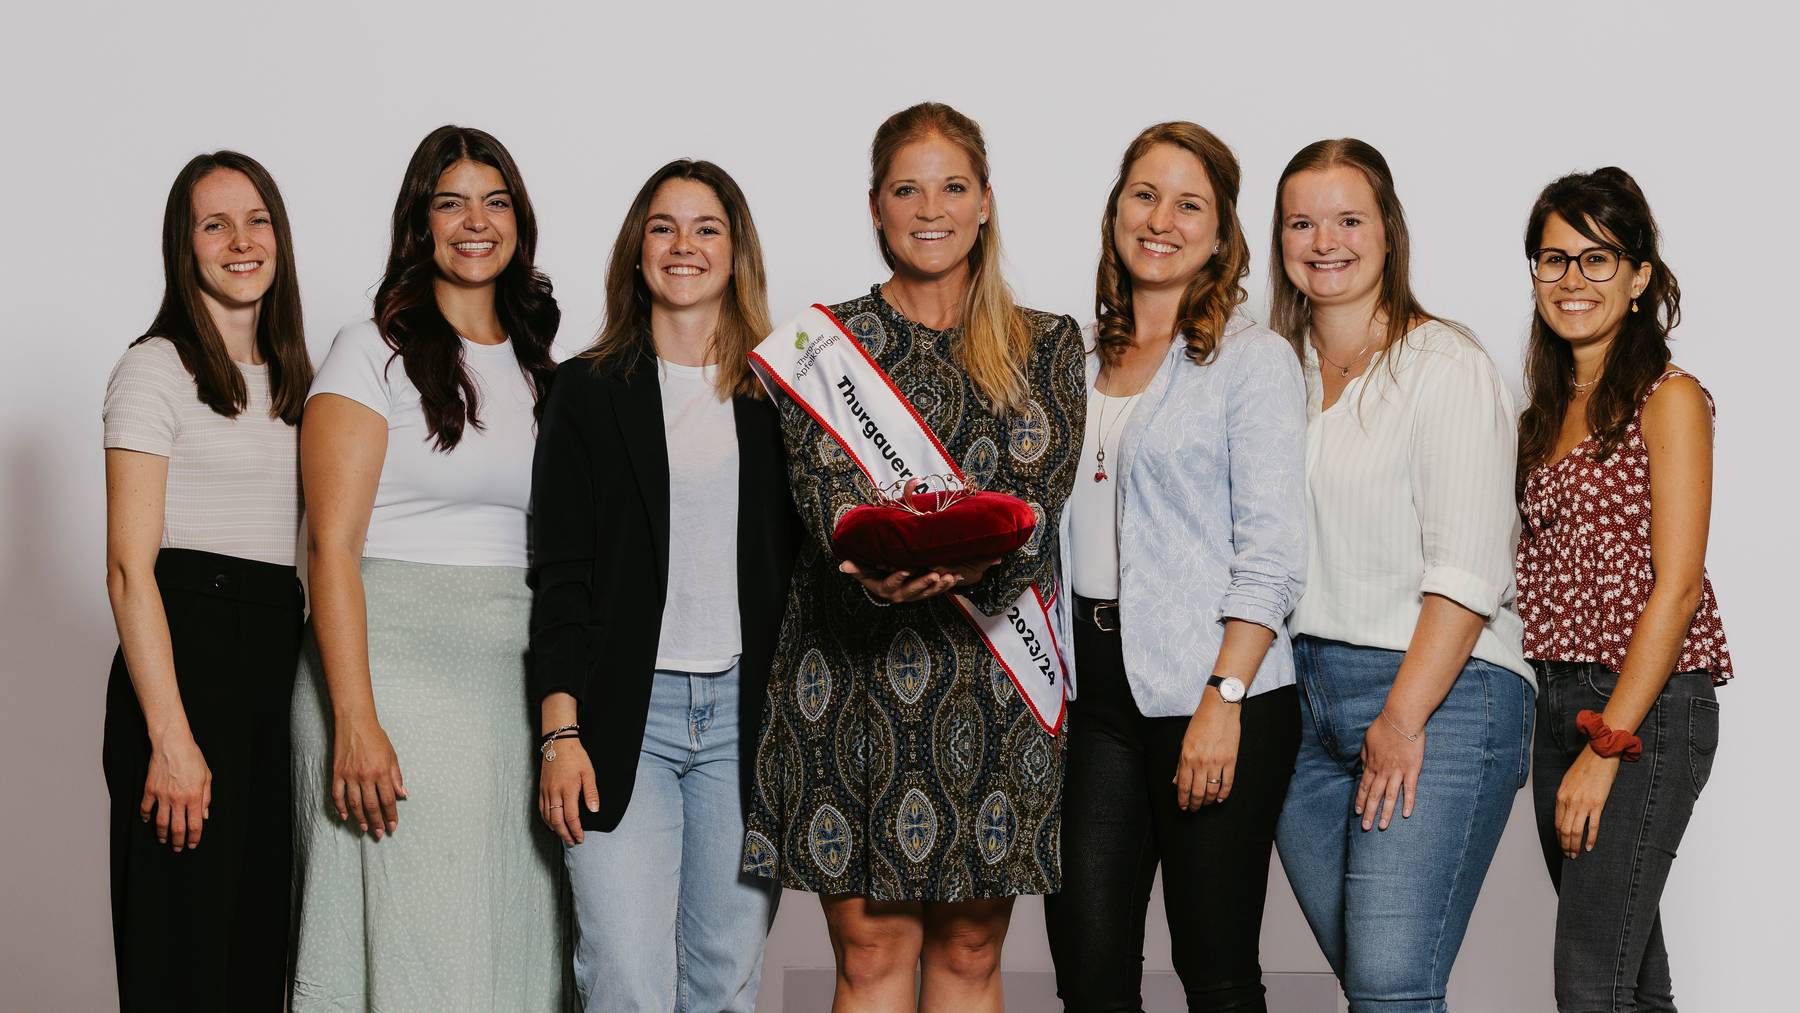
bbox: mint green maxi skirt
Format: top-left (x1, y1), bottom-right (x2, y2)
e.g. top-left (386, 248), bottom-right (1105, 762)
top-left (289, 558), bottom-right (569, 1011)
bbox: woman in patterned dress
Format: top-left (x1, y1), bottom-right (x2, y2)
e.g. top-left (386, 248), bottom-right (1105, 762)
top-left (742, 101), bottom-right (1084, 1012)
top-left (1515, 168), bottom-right (1731, 1012)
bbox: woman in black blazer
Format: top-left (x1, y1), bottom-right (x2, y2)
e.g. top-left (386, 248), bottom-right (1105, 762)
top-left (527, 159), bottom-right (798, 1013)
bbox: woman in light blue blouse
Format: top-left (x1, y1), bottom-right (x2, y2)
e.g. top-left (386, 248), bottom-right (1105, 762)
top-left (1043, 121), bottom-right (1308, 1013)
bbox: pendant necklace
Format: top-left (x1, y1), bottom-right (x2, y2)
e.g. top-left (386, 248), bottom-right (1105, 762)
top-left (1092, 387), bottom-right (1142, 482)
top-left (1314, 339), bottom-right (1371, 378)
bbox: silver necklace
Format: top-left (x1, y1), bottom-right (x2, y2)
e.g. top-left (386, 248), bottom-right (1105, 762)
top-left (1092, 387), bottom-right (1142, 482)
top-left (1571, 371), bottom-right (1600, 393)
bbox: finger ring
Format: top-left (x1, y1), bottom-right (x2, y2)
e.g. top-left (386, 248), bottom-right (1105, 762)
top-left (1206, 778), bottom-right (1222, 784)
top-left (548, 803), bottom-right (563, 809)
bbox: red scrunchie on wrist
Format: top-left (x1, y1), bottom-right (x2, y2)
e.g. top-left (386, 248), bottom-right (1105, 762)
top-left (1576, 710), bottom-right (1643, 762)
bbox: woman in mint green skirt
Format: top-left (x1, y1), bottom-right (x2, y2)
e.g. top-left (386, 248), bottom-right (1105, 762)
top-left (289, 125), bottom-right (568, 1011)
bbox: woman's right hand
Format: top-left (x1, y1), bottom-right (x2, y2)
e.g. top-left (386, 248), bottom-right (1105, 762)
top-left (539, 738), bottom-right (600, 845)
top-left (332, 717), bottom-right (405, 839)
top-left (141, 732), bottom-right (211, 852)
top-left (839, 557), bottom-right (999, 604)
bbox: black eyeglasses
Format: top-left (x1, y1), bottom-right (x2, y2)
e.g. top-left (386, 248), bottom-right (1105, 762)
top-left (1530, 246), bottom-right (1630, 284)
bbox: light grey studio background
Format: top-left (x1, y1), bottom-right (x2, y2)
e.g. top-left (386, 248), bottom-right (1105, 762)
top-left (1, 2), bottom-right (1792, 1009)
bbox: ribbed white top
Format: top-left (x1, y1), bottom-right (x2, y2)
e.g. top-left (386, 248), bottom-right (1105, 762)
top-left (102, 337), bottom-right (301, 565)
top-left (1291, 321), bottom-right (1530, 681)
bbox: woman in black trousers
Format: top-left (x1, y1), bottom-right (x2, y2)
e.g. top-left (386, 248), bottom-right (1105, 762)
top-left (100, 151), bottom-right (312, 1011)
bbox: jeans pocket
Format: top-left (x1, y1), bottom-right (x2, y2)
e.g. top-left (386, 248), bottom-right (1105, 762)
top-left (1688, 697), bottom-right (1720, 795)
top-left (1578, 664), bottom-right (1619, 701)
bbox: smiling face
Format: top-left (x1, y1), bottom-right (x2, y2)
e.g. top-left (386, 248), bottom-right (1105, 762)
top-left (1113, 142), bottom-right (1220, 294)
top-left (428, 159), bottom-right (517, 287)
top-left (870, 133), bottom-right (990, 283)
top-left (190, 168), bottom-right (277, 309)
top-left (640, 178), bottom-right (733, 312)
top-left (1279, 165), bottom-right (1387, 311)
top-left (1533, 211), bottom-right (1651, 352)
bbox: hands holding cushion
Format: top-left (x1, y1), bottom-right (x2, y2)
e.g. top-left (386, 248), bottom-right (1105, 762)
top-left (840, 558), bottom-right (998, 604)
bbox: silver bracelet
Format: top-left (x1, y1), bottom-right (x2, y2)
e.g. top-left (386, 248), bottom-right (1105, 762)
top-left (1380, 710), bottom-right (1421, 742)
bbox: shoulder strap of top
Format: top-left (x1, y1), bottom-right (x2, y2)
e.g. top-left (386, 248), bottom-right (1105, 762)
top-left (1640, 369), bottom-right (1717, 419)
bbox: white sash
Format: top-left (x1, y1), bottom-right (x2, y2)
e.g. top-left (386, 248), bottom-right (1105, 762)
top-left (749, 304), bottom-right (1067, 735)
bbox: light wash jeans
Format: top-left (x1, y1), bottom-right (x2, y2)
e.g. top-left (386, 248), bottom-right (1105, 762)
top-left (1276, 636), bottom-right (1534, 1013)
top-left (565, 663), bottom-right (778, 1013)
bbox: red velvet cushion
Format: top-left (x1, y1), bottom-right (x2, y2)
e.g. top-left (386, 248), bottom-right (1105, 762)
top-left (833, 491), bottom-right (1037, 571)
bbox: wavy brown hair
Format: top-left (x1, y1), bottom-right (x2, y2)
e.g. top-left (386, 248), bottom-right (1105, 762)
top-left (138, 151), bottom-right (312, 423)
top-left (1268, 138), bottom-right (1441, 367)
top-left (870, 101), bottom-right (1031, 413)
top-left (374, 125), bottom-right (558, 451)
top-left (581, 159), bottom-right (771, 399)
top-left (1095, 122), bottom-right (1250, 366)
top-left (1517, 167), bottom-right (1680, 500)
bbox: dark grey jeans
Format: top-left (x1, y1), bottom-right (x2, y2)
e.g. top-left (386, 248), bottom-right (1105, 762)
top-left (1531, 662), bottom-right (1721, 1013)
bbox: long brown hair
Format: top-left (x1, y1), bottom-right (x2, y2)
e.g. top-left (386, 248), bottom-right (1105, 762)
top-left (374, 125), bottom-right (558, 451)
top-left (1517, 167), bottom-right (1681, 499)
top-left (1267, 138), bottom-right (1438, 367)
top-left (580, 159), bottom-right (771, 399)
top-left (138, 151), bottom-right (311, 423)
top-left (1095, 122), bottom-right (1250, 366)
top-left (870, 101), bottom-right (1031, 413)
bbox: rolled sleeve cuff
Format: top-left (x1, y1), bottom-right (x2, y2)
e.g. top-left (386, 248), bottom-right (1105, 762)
top-left (1420, 564), bottom-right (1504, 618)
top-left (1218, 589), bottom-right (1288, 633)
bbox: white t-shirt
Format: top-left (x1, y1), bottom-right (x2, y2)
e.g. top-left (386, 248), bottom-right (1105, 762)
top-left (1291, 321), bottom-right (1530, 680)
top-left (1068, 384), bottom-right (1141, 600)
top-left (654, 359), bottom-right (742, 673)
top-left (307, 319), bottom-right (536, 568)
top-left (102, 337), bottom-right (300, 566)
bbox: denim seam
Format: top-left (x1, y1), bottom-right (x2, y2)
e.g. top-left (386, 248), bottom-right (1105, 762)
top-left (1426, 665), bottom-right (1493, 1000)
top-left (1610, 698), bottom-right (1663, 1010)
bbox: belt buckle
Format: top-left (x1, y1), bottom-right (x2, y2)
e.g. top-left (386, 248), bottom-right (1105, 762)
top-left (1091, 601), bottom-right (1119, 633)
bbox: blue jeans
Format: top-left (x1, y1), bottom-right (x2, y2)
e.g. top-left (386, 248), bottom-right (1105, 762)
top-left (564, 663), bottom-right (778, 1013)
top-left (1277, 636), bottom-right (1534, 1012)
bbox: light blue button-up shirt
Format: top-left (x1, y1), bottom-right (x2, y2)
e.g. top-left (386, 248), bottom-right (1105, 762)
top-left (1054, 310), bottom-right (1308, 716)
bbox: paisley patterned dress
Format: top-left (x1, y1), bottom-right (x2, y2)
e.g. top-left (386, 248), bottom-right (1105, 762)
top-left (742, 286), bottom-right (1085, 901)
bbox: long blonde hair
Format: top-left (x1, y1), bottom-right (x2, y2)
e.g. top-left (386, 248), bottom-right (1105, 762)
top-left (870, 101), bottom-right (1030, 413)
top-left (1095, 122), bottom-right (1250, 366)
top-left (582, 159), bottom-right (772, 399)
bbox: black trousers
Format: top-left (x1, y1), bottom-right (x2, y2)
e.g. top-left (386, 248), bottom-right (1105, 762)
top-left (102, 548), bottom-right (302, 1012)
top-left (1045, 615), bottom-right (1300, 1013)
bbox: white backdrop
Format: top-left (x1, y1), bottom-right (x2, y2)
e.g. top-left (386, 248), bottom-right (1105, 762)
top-left (2, 2), bottom-right (1792, 1009)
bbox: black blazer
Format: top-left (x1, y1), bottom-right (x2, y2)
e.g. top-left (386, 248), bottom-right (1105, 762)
top-left (528, 354), bottom-right (799, 832)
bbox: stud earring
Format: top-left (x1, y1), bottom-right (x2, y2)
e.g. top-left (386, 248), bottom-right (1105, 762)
top-left (1212, 242), bottom-right (1220, 255)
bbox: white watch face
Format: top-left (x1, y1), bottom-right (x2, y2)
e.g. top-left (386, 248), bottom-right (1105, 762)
top-left (1217, 677), bottom-right (1246, 703)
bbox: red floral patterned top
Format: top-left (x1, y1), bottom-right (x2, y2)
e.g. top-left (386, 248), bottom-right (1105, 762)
top-left (1516, 370), bottom-right (1733, 684)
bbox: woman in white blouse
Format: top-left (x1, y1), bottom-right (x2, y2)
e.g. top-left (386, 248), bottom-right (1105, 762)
top-left (289, 126), bottom-right (567, 1011)
top-left (1268, 139), bottom-right (1534, 1013)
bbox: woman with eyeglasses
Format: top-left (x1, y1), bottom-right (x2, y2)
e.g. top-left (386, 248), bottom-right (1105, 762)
top-left (1515, 167), bottom-right (1731, 1013)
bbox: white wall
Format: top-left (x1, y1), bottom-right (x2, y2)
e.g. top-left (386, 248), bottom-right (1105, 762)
top-left (2, 2), bottom-right (1791, 1009)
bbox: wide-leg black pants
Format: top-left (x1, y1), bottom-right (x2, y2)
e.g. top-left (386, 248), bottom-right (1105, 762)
top-left (102, 548), bottom-right (302, 1012)
top-left (1045, 614), bottom-right (1301, 1013)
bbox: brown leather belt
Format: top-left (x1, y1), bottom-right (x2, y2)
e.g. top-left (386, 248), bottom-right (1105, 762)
top-left (1074, 595), bottom-right (1120, 633)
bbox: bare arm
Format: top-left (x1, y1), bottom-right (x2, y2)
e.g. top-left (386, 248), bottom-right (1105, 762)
top-left (106, 448), bottom-right (210, 852)
top-left (1555, 376), bottom-right (1714, 857)
top-left (1175, 619), bottom-right (1277, 810)
top-left (300, 393), bottom-right (403, 838)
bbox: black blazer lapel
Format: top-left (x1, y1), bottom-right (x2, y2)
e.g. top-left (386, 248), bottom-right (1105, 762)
top-left (612, 364), bottom-right (671, 598)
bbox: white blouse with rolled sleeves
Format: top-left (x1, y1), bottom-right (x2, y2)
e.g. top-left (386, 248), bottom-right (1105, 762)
top-left (1290, 320), bottom-right (1532, 682)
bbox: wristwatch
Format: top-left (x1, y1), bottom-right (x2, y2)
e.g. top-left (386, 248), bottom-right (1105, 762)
top-left (1207, 674), bottom-right (1246, 703)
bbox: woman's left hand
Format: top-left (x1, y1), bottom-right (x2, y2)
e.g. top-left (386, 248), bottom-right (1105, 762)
top-left (839, 558), bottom-right (998, 604)
top-left (1174, 690), bottom-right (1240, 810)
top-left (1356, 711), bottom-right (1426, 831)
top-left (1555, 748), bottom-right (1621, 858)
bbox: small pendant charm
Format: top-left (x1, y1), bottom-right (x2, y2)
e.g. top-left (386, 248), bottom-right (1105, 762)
top-left (1339, 365), bottom-right (1350, 377)
top-left (1094, 470), bottom-right (1106, 482)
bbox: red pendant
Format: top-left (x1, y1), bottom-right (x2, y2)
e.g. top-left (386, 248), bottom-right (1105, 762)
top-left (1094, 470), bottom-right (1106, 482)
